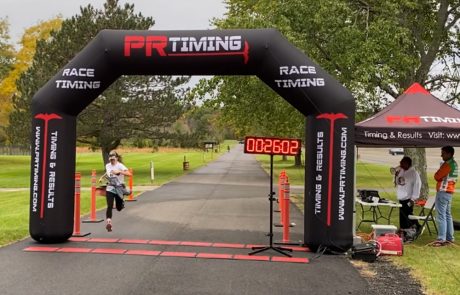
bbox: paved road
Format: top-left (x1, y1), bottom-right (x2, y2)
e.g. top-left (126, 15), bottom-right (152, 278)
top-left (0, 145), bottom-right (368, 295)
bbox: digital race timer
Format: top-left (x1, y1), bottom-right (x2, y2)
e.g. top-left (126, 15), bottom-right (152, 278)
top-left (244, 136), bottom-right (301, 156)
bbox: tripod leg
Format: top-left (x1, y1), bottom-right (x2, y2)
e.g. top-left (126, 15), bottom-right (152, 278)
top-left (249, 245), bottom-right (293, 257)
top-left (272, 247), bottom-right (292, 257)
top-left (248, 247), bottom-right (270, 256)
top-left (277, 246), bottom-right (293, 252)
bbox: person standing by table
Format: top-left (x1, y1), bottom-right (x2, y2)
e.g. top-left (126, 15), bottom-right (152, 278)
top-left (432, 146), bottom-right (457, 246)
top-left (395, 156), bottom-right (421, 232)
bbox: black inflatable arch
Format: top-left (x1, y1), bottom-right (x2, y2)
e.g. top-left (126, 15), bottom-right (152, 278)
top-left (30, 29), bottom-right (355, 251)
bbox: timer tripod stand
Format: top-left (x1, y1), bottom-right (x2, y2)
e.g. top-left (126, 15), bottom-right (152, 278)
top-left (249, 154), bottom-right (292, 257)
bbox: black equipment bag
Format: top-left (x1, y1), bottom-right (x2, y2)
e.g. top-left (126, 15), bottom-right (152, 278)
top-left (358, 190), bottom-right (380, 203)
top-left (350, 242), bottom-right (379, 263)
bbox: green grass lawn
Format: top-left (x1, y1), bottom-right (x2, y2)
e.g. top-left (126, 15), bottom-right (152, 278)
top-left (0, 146), bottom-right (232, 188)
top-left (0, 141), bottom-right (235, 246)
top-left (0, 190), bottom-right (30, 245)
top-left (0, 156), bottom-right (31, 187)
top-left (0, 189), bottom-right (107, 246)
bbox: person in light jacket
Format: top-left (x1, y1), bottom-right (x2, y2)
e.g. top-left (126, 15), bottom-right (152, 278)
top-left (395, 156), bottom-right (421, 230)
top-left (104, 150), bottom-right (131, 232)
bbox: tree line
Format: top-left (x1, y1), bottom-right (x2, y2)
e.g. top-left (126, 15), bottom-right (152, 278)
top-left (200, 0), bottom-right (460, 198)
top-left (0, 0), bottom-right (231, 162)
top-left (2, 0), bottom-right (460, 195)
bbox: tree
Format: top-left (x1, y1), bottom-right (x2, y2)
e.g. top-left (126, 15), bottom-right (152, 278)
top-left (213, 0), bottom-right (460, 197)
top-left (0, 18), bottom-right (16, 143)
top-left (0, 18), bottom-right (15, 81)
top-left (194, 75), bottom-right (305, 165)
top-left (77, 75), bottom-right (190, 161)
top-left (0, 18), bottom-right (62, 143)
top-left (8, 0), bottom-right (190, 163)
top-left (196, 76), bottom-right (304, 138)
top-left (171, 104), bottom-right (235, 148)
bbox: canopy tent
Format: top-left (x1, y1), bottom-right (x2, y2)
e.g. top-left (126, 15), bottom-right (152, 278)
top-left (355, 83), bottom-right (460, 147)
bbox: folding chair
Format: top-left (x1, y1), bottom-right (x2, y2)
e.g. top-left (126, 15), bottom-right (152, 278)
top-left (408, 195), bottom-right (437, 238)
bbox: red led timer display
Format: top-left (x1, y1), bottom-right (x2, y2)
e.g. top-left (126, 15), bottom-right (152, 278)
top-left (244, 136), bottom-right (301, 156)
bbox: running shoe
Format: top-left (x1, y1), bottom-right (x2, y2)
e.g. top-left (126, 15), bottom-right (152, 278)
top-left (106, 219), bottom-right (112, 232)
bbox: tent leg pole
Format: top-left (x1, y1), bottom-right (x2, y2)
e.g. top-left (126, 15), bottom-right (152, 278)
top-left (353, 146), bottom-right (359, 244)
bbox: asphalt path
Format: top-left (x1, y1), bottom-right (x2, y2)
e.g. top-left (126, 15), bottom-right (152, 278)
top-left (0, 145), bottom-right (368, 295)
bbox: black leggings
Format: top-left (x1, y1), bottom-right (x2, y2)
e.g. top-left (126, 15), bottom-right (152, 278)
top-left (106, 191), bottom-right (124, 219)
top-left (399, 199), bottom-right (417, 229)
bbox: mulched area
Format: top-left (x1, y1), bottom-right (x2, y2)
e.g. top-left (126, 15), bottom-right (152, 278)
top-left (351, 256), bottom-right (425, 295)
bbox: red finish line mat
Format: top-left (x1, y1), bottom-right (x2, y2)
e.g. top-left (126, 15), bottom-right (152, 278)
top-left (24, 246), bottom-right (309, 264)
top-left (67, 237), bottom-right (310, 252)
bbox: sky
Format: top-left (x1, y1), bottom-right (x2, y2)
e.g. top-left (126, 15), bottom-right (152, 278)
top-left (1, 0), bottom-right (228, 44)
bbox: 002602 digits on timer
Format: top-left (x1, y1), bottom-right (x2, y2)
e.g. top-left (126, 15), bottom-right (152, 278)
top-left (244, 136), bottom-right (301, 156)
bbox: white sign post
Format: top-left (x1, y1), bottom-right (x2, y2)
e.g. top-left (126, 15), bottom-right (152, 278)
top-left (150, 161), bottom-right (155, 183)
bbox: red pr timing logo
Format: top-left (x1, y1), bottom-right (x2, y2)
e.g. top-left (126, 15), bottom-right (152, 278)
top-left (124, 35), bottom-right (250, 64)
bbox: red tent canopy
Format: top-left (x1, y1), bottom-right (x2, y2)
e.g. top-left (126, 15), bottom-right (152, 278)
top-left (355, 83), bottom-right (460, 147)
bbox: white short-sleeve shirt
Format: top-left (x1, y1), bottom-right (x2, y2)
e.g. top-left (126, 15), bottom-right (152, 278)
top-left (105, 162), bottom-right (128, 192)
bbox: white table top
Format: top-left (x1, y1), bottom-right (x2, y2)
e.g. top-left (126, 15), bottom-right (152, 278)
top-left (371, 224), bottom-right (397, 230)
top-left (355, 197), bottom-right (402, 207)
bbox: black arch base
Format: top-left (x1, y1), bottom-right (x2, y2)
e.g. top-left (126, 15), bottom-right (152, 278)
top-left (29, 29), bottom-right (355, 251)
